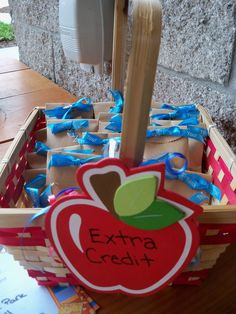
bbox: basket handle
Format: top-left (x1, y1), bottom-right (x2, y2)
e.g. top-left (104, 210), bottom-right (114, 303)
top-left (111, 0), bottom-right (128, 92)
top-left (119, 0), bottom-right (162, 168)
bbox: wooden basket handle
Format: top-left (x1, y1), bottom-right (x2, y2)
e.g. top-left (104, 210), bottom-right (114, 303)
top-left (119, 0), bottom-right (162, 168)
top-left (111, 0), bottom-right (128, 92)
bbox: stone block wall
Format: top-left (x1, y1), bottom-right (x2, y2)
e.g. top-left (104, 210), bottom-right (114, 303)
top-left (9, 0), bottom-right (236, 153)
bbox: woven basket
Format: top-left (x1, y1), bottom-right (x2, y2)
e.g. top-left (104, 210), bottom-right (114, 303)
top-left (0, 0), bottom-right (236, 288)
top-left (0, 105), bottom-right (236, 286)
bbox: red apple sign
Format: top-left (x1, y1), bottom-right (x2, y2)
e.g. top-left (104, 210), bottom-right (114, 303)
top-left (45, 158), bottom-right (202, 296)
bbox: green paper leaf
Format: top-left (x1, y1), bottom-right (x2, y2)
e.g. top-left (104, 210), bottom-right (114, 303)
top-left (114, 175), bottom-right (157, 216)
top-left (119, 198), bottom-right (185, 230)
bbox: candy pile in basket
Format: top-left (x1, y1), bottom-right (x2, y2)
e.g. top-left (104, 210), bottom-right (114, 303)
top-left (0, 91), bottom-right (236, 294)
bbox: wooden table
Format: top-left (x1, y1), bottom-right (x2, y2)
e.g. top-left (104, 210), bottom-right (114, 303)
top-left (0, 58), bottom-right (236, 314)
top-left (0, 58), bottom-right (77, 144)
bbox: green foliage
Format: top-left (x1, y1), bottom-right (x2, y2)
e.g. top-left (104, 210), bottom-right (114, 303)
top-left (0, 22), bottom-right (15, 41)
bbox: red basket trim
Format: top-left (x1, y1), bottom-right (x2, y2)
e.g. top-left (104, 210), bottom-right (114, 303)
top-left (221, 180), bottom-right (236, 204)
top-left (13, 177), bottom-right (25, 203)
top-left (0, 227), bottom-right (47, 246)
top-left (200, 223), bottom-right (236, 244)
top-left (205, 139), bottom-right (236, 205)
top-left (173, 269), bottom-right (209, 285)
top-left (0, 193), bottom-right (10, 207)
top-left (28, 269), bottom-right (78, 286)
top-left (207, 152), bottom-right (222, 178)
top-left (28, 269), bottom-right (56, 277)
top-left (218, 156), bottom-right (234, 182)
top-left (37, 281), bottom-right (58, 287)
top-left (0, 236), bottom-right (46, 246)
top-left (207, 139), bottom-right (216, 155)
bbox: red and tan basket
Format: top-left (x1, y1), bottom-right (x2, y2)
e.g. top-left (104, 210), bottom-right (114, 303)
top-left (0, 105), bottom-right (236, 287)
top-left (0, 0), bottom-right (236, 288)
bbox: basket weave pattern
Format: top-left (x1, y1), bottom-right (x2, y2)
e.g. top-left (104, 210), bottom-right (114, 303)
top-left (0, 108), bottom-right (236, 286)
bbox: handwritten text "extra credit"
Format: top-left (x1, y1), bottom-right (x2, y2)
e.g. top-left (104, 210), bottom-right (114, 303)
top-left (84, 228), bottom-right (158, 267)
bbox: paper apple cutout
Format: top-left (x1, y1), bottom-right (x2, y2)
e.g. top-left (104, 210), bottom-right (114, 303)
top-left (45, 158), bottom-right (202, 296)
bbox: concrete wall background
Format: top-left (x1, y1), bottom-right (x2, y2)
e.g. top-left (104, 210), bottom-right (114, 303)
top-left (9, 0), bottom-right (236, 153)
